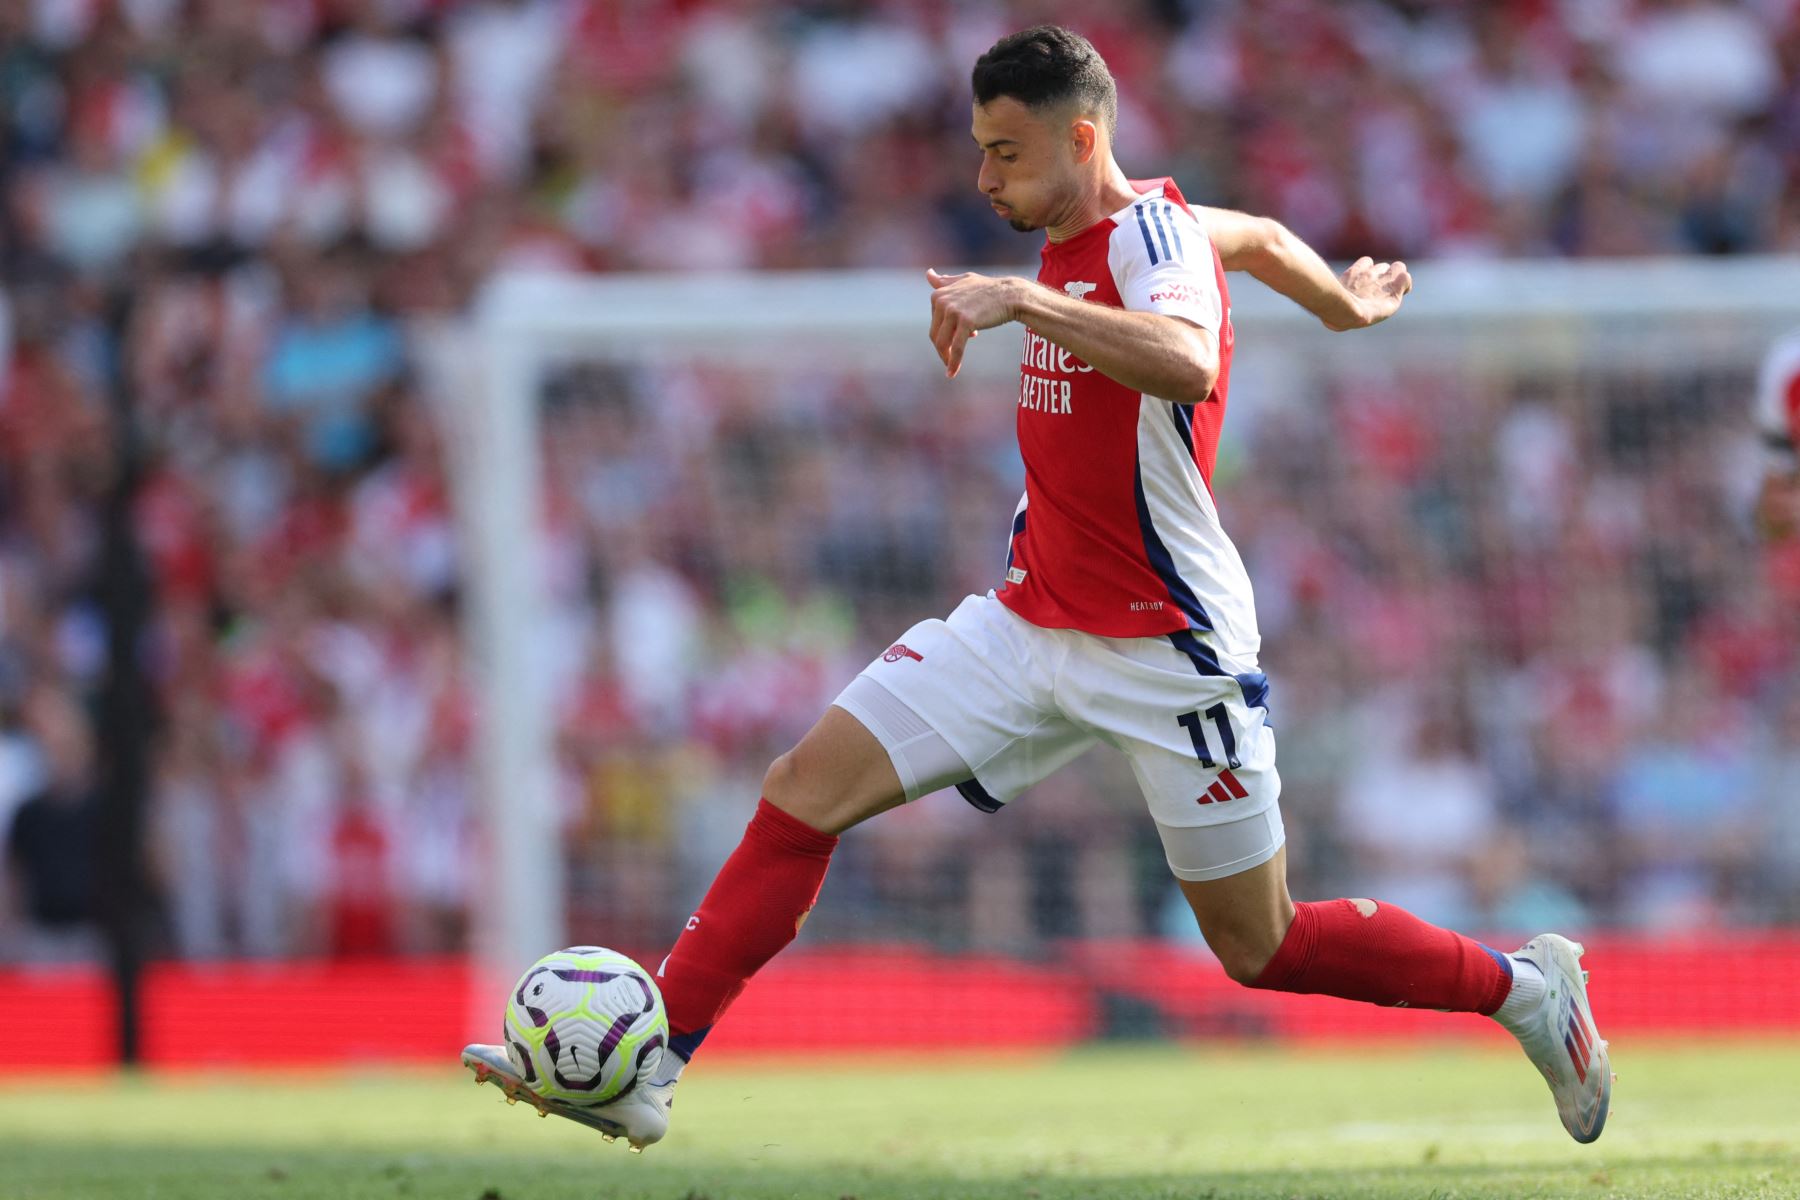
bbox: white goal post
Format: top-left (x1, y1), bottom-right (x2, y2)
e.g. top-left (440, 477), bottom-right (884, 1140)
top-left (437, 256), bottom-right (1800, 1028)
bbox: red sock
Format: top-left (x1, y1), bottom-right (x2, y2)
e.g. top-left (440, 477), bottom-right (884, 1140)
top-left (1249, 898), bottom-right (1513, 1014)
top-left (656, 799), bottom-right (837, 1059)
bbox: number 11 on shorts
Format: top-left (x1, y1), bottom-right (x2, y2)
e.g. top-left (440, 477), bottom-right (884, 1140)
top-left (1177, 704), bottom-right (1241, 770)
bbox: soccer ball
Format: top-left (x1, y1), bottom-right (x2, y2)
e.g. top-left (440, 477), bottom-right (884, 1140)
top-left (502, 946), bottom-right (668, 1107)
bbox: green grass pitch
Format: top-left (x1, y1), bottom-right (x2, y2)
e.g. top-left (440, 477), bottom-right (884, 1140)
top-left (3, 1039), bottom-right (1796, 1199)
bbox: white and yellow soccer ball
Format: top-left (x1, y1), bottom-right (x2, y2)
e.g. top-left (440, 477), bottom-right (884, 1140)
top-left (503, 946), bottom-right (668, 1107)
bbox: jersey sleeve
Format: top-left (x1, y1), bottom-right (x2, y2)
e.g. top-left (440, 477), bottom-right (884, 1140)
top-left (1755, 334), bottom-right (1800, 473)
top-left (1108, 198), bottom-right (1222, 336)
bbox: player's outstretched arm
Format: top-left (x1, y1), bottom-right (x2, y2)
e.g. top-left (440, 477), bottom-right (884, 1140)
top-left (1193, 207), bottom-right (1410, 332)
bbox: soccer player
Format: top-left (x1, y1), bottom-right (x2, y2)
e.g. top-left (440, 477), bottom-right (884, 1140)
top-left (465, 25), bottom-right (1610, 1148)
top-left (1754, 329), bottom-right (1800, 540)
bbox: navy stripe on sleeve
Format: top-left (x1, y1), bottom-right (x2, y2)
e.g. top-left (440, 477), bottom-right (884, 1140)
top-left (1160, 203), bottom-right (1185, 259)
top-left (1134, 204), bottom-right (1159, 265)
top-left (1147, 204), bottom-right (1174, 261)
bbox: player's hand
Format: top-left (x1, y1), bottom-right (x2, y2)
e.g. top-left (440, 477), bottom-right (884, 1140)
top-left (1335, 256), bottom-right (1412, 330)
top-left (926, 269), bottom-right (1019, 378)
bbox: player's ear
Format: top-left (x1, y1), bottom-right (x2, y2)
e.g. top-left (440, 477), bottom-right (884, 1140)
top-left (1070, 118), bottom-right (1098, 165)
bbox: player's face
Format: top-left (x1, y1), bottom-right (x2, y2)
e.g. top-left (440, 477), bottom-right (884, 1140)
top-left (972, 97), bottom-right (1079, 233)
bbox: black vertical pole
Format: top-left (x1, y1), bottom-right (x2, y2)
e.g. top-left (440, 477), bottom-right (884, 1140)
top-left (94, 283), bottom-right (154, 1067)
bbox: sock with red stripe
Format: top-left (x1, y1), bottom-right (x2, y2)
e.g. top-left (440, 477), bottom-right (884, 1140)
top-left (655, 798), bottom-right (838, 1064)
top-left (1249, 898), bottom-right (1514, 1014)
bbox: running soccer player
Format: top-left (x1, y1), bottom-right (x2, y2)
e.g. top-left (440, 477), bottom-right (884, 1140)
top-left (465, 25), bottom-right (1610, 1148)
top-left (1754, 329), bottom-right (1800, 540)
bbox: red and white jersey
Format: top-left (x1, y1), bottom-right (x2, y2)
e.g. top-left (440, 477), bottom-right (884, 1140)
top-left (1756, 330), bottom-right (1800, 473)
top-left (996, 177), bottom-right (1259, 674)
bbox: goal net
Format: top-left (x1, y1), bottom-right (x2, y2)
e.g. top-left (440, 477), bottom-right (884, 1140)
top-left (441, 258), bottom-right (1800, 1048)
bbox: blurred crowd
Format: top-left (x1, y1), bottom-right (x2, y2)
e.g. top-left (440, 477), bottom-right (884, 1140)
top-left (2, 0), bottom-right (1799, 964)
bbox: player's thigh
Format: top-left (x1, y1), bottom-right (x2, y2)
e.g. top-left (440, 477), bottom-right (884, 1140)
top-left (831, 593), bottom-right (1093, 814)
top-left (763, 704), bottom-right (909, 835)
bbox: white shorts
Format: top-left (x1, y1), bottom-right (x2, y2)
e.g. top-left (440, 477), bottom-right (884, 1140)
top-left (832, 592), bottom-right (1284, 882)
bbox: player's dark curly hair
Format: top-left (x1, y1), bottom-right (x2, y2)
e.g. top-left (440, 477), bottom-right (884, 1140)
top-left (971, 25), bottom-right (1117, 136)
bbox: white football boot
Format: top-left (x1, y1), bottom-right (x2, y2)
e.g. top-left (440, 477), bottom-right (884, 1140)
top-left (461, 1043), bottom-right (677, 1152)
top-left (1504, 934), bottom-right (1612, 1143)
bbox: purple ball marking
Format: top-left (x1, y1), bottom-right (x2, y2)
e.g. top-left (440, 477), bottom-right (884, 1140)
top-left (550, 968), bottom-right (623, 984)
top-left (595, 1010), bottom-right (637, 1062)
top-left (513, 965), bottom-right (554, 1028)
